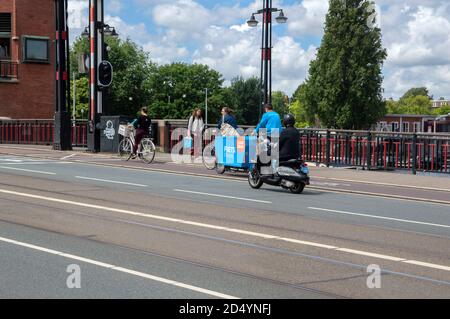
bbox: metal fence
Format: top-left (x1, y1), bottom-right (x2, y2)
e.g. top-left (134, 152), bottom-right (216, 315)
top-left (167, 122), bottom-right (450, 174)
top-left (0, 119), bottom-right (88, 147)
top-left (2, 119), bottom-right (449, 174)
top-left (298, 129), bottom-right (450, 174)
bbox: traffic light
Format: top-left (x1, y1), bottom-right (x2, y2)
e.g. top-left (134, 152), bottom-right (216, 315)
top-left (98, 60), bottom-right (113, 87)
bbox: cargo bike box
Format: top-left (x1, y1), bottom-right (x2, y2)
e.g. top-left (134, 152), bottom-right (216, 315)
top-left (214, 136), bottom-right (257, 173)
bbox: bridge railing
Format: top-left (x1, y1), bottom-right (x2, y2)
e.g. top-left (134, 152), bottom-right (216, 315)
top-left (297, 129), bottom-right (450, 174)
top-left (0, 119), bottom-right (88, 147)
top-left (2, 119), bottom-right (449, 174)
top-left (166, 122), bottom-right (450, 174)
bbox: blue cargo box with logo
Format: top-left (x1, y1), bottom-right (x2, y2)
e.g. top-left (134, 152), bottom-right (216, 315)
top-left (215, 136), bottom-right (257, 169)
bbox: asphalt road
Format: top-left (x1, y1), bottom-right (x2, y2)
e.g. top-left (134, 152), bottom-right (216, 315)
top-left (0, 154), bottom-right (450, 298)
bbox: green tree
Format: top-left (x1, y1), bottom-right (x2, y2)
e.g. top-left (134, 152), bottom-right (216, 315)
top-left (271, 91), bottom-right (289, 118)
top-left (401, 87), bottom-right (431, 100)
top-left (145, 63), bottom-right (224, 120)
top-left (303, 0), bottom-right (387, 129)
top-left (386, 94), bottom-right (433, 115)
top-left (433, 104), bottom-right (450, 116)
top-left (69, 77), bottom-right (89, 119)
top-left (225, 76), bottom-right (260, 125)
top-left (291, 83), bottom-right (316, 127)
top-left (69, 36), bottom-right (156, 117)
top-left (401, 95), bottom-right (432, 115)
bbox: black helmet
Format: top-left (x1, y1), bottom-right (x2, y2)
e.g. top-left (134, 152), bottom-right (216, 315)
top-left (283, 114), bottom-right (295, 127)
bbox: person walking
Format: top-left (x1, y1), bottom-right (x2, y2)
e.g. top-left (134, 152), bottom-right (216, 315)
top-left (187, 108), bottom-right (205, 157)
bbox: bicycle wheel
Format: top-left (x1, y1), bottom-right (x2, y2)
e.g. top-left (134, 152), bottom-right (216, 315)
top-left (140, 138), bottom-right (156, 164)
top-left (202, 144), bottom-right (216, 170)
top-left (118, 138), bottom-right (133, 161)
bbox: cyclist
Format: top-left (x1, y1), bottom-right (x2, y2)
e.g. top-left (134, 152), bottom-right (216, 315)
top-left (218, 107), bottom-right (238, 130)
top-left (131, 106), bottom-right (151, 159)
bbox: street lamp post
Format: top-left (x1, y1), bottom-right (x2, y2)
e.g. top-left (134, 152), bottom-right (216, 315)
top-left (205, 88), bottom-right (208, 126)
top-left (247, 0), bottom-right (287, 118)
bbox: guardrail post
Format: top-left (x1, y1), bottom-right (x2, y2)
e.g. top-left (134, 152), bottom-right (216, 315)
top-left (366, 131), bottom-right (372, 170)
top-left (325, 130), bottom-right (331, 167)
top-left (412, 133), bottom-right (417, 175)
top-left (164, 121), bottom-right (171, 153)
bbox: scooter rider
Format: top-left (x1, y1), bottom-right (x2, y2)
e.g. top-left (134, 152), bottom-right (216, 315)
top-left (279, 114), bottom-right (300, 162)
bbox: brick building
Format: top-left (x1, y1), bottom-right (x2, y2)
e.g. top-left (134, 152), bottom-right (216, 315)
top-left (376, 114), bottom-right (450, 133)
top-left (0, 0), bottom-right (55, 119)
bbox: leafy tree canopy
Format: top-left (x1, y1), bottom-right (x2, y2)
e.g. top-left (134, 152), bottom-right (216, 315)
top-left (302, 0), bottom-right (387, 129)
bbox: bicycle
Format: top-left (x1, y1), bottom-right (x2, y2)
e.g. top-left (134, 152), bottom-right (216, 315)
top-left (202, 142), bottom-right (217, 170)
top-left (118, 125), bottom-right (156, 164)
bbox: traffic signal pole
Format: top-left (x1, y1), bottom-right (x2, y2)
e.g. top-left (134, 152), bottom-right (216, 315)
top-left (87, 0), bottom-right (104, 152)
top-left (54, 0), bottom-right (72, 151)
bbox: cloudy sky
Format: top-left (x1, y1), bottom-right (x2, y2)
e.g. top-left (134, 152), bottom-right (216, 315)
top-left (67, 0), bottom-right (450, 99)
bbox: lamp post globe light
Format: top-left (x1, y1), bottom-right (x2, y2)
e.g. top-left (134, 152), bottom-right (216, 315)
top-left (247, 0), bottom-right (287, 118)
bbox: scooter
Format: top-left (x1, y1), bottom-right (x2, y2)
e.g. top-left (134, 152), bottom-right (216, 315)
top-left (248, 159), bottom-right (310, 194)
top-left (247, 139), bottom-right (310, 194)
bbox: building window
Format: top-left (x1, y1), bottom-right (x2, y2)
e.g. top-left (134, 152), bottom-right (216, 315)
top-left (413, 122), bottom-right (421, 133)
top-left (0, 13), bottom-right (12, 59)
top-left (403, 122), bottom-right (410, 133)
top-left (22, 36), bottom-right (50, 63)
top-left (391, 122), bottom-right (399, 132)
top-left (378, 121), bottom-right (388, 131)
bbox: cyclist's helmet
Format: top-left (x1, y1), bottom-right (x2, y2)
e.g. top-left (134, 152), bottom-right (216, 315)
top-left (283, 114), bottom-right (296, 127)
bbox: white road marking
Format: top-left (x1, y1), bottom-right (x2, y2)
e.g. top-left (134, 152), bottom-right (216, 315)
top-left (0, 188), bottom-right (449, 273)
top-left (335, 249), bottom-right (406, 262)
top-left (60, 154), bottom-right (77, 160)
top-left (312, 176), bottom-right (450, 193)
top-left (403, 260), bottom-right (450, 272)
top-left (0, 162), bottom-right (72, 166)
top-left (0, 166), bottom-right (56, 175)
top-left (2, 152), bottom-right (447, 205)
top-left (309, 207), bottom-right (450, 229)
top-left (174, 189), bottom-right (272, 204)
top-left (0, 235), bottom-right (238, 299)
top-left (75, 176), bottom-right (148, 187)
top-left (310, 181), bottom-right (352, 187)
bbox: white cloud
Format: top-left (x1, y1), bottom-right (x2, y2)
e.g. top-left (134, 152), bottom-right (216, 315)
top-left (380, 2), bottom-right (450, 98)
top-left (286, 0), bottom-right (329, 37)
top-left (66, 0), bottom-right (450, 99)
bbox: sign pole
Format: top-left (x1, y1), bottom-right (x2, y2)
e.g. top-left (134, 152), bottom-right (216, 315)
top-left (54, 0), bottom-right (72, 150)
top-left (87, 0), bottom-right (104, 152)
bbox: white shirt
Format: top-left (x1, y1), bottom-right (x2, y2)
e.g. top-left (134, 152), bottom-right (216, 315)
top-left (188, 116), bottom-right (204, 134)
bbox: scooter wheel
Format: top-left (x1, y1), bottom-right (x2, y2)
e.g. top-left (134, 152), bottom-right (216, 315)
top-left (248, 168), bottom-right (263, 189)
top-left (290, 183), bottom-right (305, 194)
top-left (216, 164), bottom-right (226, 175)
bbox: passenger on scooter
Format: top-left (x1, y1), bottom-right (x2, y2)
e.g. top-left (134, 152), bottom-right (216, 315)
top-left (279, 114), bottom-right (300, 162)
top-left (254, 104), bottom-right (283, 137)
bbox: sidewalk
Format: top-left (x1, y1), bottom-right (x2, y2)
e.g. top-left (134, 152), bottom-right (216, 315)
top-left (0, 144), bottom-right (449, 191)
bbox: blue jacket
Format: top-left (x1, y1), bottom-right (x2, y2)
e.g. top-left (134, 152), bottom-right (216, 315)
top-left (218, 114), bottom-right (238, 129)
top-left (255, 111), bottom-right (283, 136)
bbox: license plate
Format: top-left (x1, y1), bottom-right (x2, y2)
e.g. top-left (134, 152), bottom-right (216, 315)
top-left (301, 166), bottom-right (309, 175)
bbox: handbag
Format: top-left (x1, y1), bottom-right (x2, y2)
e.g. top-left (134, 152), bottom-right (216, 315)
top-left (184, 136), bottom-right (193, 148)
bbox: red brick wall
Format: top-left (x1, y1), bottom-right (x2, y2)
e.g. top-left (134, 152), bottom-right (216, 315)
top-left (0, 0), bottom-right (55, 119)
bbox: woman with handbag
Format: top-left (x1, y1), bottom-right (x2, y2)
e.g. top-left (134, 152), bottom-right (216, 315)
top-left (187, 108), bottom-right (205, 158)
